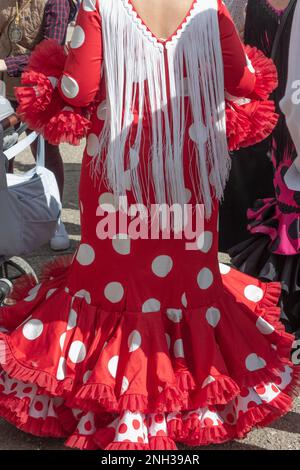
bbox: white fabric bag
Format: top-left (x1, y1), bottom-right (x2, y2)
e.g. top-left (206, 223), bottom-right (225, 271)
top-left (0, 126), bottom-right (61, 258)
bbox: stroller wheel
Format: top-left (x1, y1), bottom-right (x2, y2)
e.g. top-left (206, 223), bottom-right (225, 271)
top-left (0, 279), bottom-right (13, 305)
top-left (0, 257), bottom-right (38, 284)
top-left (0, 258), bottom-right (38, 306)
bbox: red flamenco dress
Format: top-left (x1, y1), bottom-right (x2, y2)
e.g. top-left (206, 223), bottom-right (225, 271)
top-left (0, 0), bottom-right (298, 450)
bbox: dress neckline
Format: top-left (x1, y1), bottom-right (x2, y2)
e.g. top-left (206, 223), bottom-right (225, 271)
top-left (124, 0), bottom-right (199, 47)
top-left (265, 0), bottom-right (290, 16)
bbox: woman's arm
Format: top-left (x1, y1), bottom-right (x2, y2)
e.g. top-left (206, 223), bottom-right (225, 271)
top-left (223, 0), bottom-right (247, 39)
top-left (218, 0), bottom-right (256, 97)
top-left (59, 0), bottom-right (103, 108)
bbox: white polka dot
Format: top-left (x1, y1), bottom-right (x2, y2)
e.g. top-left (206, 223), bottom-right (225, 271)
top-left (82, 0), bottom-right (96, 11)
top-left (83, 370), bottom-right (92, 384)
top-left (245, 353), bottom-right (266, 372)
top-left (74, 289), bottom-right (91, 304)
top-left (70, 25), bottom-right (85, 49)
top-left (174, 339), bottom-right (184, 358)
top-left (104, 282), bottom-right (124, 303)
top-left (67, 309), bottom-right (77, 330)
top-left (197, 231), bottom-right (213, 253)
top-left (256, 317), bottom-right (275, 335)
top-left (76, 244), bottom-right (95, 266)
top-left (99, 192), bottom-right (117, 213)
top-left (68, 341), bottom-right (86, 364)
top-left (201, 375), bottom-right (216, 388)
top-left (24, 284), bottom-right (41, 302)
top-left (219, 263), bottom-right (231, 275)
top-left (197, 268), bottom-right (214, 290)
top-left (108, 355), bottom-right (119, 379)
top-left (181, 293), bottom-right (187, 308)
top-left (46, 288), bottom-right (57, 299)
top-left (22, 319), bottom-right (43, 340)
top-left (60, 332), bottom-right (66, 350)
top-left (97, 101), bottom-right (107, 120)
top-left (56, 357), bottom-right (66, 381)
top-left (112, 234), bottom-right (131, 255)
top-left (62, 106), bottom-right (74, 113)
top-left (165, 334), bottom-right (171, 350)
top-left (48, 76), bottom-right (58, 88)
top-left (189, 122), bottom-right (208, 145)
top-left (166, 308), bottom-right (183, 323)
top-left (244, 285), bottom-right (264, 303)
top-left (142, 298), bottom-right (161, 313)
top-left (206, 307), bottom-right (221, 328)
top-left (152, 255), bottom-right (173, 278)
top-left (128, 330), bottom-right (142, 353)
top-left (121, 376), bottom-right (129, 394)
top-left (29, 397), bottom-right (48, 419)
top-left (61, 74), bottom-right (79, 99)
top-left (86, 133), bottom-right (99, 157)
top-left (78, 412), bottom-right (96, 435)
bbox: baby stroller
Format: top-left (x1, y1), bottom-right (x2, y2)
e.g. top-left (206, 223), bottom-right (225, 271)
top-left (0, 111), bottom-right (37, 304)
top-left (0, 98), bottom-right (62, 306)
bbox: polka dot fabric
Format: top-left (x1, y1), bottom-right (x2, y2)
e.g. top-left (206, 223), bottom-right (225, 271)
top-left (0, 0), bottom-right (299, 452)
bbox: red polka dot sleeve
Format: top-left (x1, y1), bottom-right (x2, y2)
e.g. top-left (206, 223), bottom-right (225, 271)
top-left (218, 0), bottom-right (256, 97)
top-left (59, 0), bottom-right (103, 108)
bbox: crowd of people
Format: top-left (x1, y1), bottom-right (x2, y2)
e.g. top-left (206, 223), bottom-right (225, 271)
top-left (0, 0), bottom-right (299, 452)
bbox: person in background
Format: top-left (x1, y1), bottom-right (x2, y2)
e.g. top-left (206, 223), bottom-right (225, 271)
top-left (280, 0), bottom-right (300, 165)
top-left (220, 0), bottom-right (277, 251)
top-left (0, 0), bottom-right (77, 251)
top-left (225, 0), bottom-right (300, 340)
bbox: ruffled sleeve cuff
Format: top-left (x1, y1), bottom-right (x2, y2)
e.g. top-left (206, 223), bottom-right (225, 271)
top-left (14, 40), bottom-right (96, 146)
top-left (226, 46), bottom-right (279, 152)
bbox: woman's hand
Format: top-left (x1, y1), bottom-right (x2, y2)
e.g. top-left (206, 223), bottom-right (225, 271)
top-left (0, 59), bottom-right (7, 72)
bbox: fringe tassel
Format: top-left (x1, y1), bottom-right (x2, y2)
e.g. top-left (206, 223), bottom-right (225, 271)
top-left (94, 0), bottom-right (229, 218)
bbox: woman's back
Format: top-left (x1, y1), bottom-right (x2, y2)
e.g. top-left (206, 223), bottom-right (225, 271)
top-left (130, 0), bottom-right (196, 41)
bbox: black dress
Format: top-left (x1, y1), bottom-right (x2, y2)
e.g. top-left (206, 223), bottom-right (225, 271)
top-left (223, 0), bottom-right (300, 338)
top-left (219, 0), bottom-right (292, 253)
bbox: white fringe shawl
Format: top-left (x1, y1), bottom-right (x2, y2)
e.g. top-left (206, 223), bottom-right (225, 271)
top-left (95, 0), bottom-right (229, 218)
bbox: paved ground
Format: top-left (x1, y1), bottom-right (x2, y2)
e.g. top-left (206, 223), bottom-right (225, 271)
top-left (0, 139), bottom-right (299, 451)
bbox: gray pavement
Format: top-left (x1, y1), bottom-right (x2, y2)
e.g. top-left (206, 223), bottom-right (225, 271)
top-left (0, 140), bottom-right (299, 451)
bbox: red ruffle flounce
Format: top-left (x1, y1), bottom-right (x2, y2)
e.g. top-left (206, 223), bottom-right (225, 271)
top-left (226, 46), bottom-right (279, 151)
top-left (14, 40), bottom-right (93, 145)
top-left (0, 257), bottom-right (299, 450)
